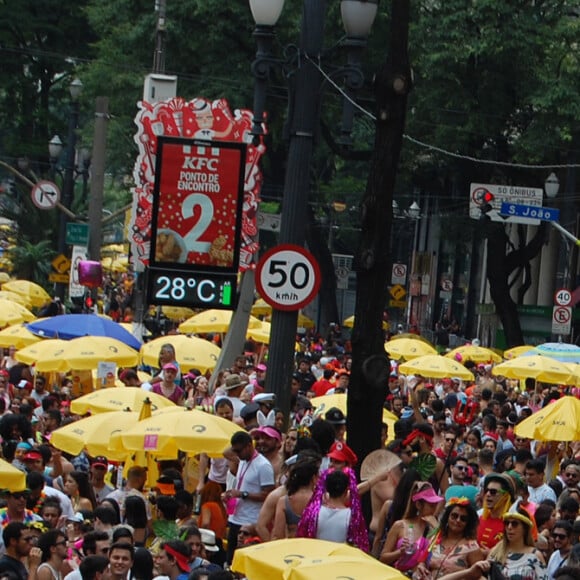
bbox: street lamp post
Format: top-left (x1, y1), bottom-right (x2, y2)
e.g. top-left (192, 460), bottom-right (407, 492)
top-left (51, 78), bottom-right (83, 300)
top-left (248, 0), bottom-right (377, 421)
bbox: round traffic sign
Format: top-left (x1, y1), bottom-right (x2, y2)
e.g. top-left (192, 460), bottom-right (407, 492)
top-left (554, 288), bottom-right (572, 307)
top-left (31, 180), bottom-right (60, 210)
top-left (256, 244), bottom-right (321, 311)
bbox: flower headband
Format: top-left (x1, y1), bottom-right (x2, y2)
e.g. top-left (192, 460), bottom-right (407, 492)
top-left (446, 497), bottom-right (471, 508)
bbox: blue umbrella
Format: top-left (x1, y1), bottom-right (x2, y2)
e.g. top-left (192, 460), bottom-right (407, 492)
top-left (26, 314), bottom-right (142, 350)
top-left (525, 342), bottom-right (580, 364)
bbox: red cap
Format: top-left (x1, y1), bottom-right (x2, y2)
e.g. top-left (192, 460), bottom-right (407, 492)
top-left (23, 451), bottom-right (42, 461)
top-left (327, 441), bottom-right (358, 466)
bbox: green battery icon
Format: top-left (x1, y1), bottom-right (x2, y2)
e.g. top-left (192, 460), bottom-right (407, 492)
top-left (221, 281), bottom-right (232, 306)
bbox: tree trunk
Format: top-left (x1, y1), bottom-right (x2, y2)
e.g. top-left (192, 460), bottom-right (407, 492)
top-left (485, 220), bottom-right (548, 348)
top-left (347, 0), bottom-right (411, 470)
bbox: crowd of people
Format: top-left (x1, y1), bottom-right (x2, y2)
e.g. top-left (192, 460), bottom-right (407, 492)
top-left (1, 335), bottom-right (580, 580)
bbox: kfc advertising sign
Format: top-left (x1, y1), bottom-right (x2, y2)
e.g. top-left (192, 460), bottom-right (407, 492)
top-left (150, 137), bottom-right (245, 272)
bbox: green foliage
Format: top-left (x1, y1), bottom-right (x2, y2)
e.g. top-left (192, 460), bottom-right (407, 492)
top-left (8, 240), bottom-right (54, 286)
top-left (152, 518), bottom-right (179, 542)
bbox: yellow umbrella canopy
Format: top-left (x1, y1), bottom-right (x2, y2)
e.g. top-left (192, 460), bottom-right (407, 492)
top-left (445, 345), bottom-right (502, 363)
top-left (50, 410), bottom-right (141, 459)
top-left (161, 306), bottom-right (195, 321)
top-left (399, 355), bottom-right (474, 381)
top-left (178, 309), bottom-right (261, 334)
top-left (140, 335), bottom-right (221, 373)
top-left (247, 320), bottom-right (271, 344)
top-left (310, 393), bottom-right (397, 440)
top-left (16, 336), bottom-right (139, 372)
top-left (0, 458), bottom-right (27, 492)
top-left (503, 345), bottom-right (535, 360)
top-left (0, 272), bottom-right (11, 284)
top-left (491, 355), bottom-right (574, 384)
top-left (0, 324), bottom-right (42, 349)
top-left (0, 290), bottom-right (31, 307)
top-left (389, 333), bottom-right (434, 346)
top-left (70, 387), bottom-right (176, 415)
top-left (15, 339), bottom-right (70, 371)
top-left (251, 298), bottom-right (272, 316)
top-left (284, 556), bottom-right (406, 580)
top-left (385, 337), bottom-right (437, 360)
top-left (118, 407), bottom-right (240, 457)
top-left (2, 279), bottom-right (50, 308)
top-left (514, 396), bottom-right (580, 441)
top-left (0, 299), bottom-right (36, 327)
top-left (232, 539), bottom-right (404, 580)
top-left (344, 315), bottom-right (389, 330)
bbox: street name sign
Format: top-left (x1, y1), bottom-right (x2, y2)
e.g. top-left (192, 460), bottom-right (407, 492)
top-left (500, 203), bottom-right (559, 222)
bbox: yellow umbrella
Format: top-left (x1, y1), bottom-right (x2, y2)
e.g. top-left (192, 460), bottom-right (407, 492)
top-left (118, 407), bottom-right (240, 457)
top-left (491, 355), bottom-right (574, 384)
top-left (232, 539), bottom-right (404, 580)
top-left (101, 256), bottom-right (129, 272)
top-left (2, 279), bottom-right (50, 308)
top-left (0, 290), bottom-right (31, 307)
top-left (399, 355), bottom-right (474, 381)
top-left (0, 299), bottom-right (36, 327)
top-left (251, 298), bottom-right (272, 316)
top-left (0, 272), bottom-right (11, 284)
top-left (385, 337), bottom-right (437, 360)
top-left (247, 320), bottom-right (271, 344)
top-left (15, 339), bottom-right (69, 371)
top-left (0, 324), bottom-right (42, 349)
top-left (50, 410), bottom-right (141, 459)
top-left (514, 396), bottom-right (580, 441)
top-left (58, 336), bottom-right (139, 370)
top-left (389, 333), bottom-right (434, 346)
top-left (140, 335), bottom-right (221, 373)
top-left (162, 306), bottom-right (195, 321)
top-left (284, 556), bottom-right (405, 580)
top-left (343, 315), bottom-right (389, 331)
top-left (70, 387), bottom-right (176, 415)
top-left (0, 458), bottom-right (26, 492)
top-left (17, 337), bottom-right (138, 372)
top-left (178, 309), bottom-right (261, 334)
top-left (503, 345), bottom-right (535, 360)
top-left (310, 393), bottom-right (397, 440)
top-left (445, 345), bottom-right (502, 363)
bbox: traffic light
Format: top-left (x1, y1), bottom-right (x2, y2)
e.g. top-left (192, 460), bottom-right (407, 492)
top-left (84, 294), bottom-right (94, 312)
top-left (480, 190), bottom-right (494, 220)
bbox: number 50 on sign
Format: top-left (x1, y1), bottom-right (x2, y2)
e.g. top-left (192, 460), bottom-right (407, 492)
top-left (256, 245), bottom-right (321, 311)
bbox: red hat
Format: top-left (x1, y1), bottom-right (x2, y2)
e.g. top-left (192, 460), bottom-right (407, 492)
top-left (327, 441), bottom-right (358, 466)
top-left (23, 450), bottom-right (42, 461)
top-left (162, 362), bottom-right (178, 372)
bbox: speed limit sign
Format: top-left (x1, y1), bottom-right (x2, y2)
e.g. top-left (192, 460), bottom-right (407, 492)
top-left (256, 244), bottom-right (321, 311)
top-left (554, 288), bottom-right (572, 307)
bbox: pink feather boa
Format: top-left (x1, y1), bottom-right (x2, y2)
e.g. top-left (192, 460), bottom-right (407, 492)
top-left (296, 467), bottom-right (369, 552)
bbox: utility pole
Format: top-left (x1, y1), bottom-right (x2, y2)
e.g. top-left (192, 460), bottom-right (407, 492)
top-left (88, 98), bottom-right (109, 265)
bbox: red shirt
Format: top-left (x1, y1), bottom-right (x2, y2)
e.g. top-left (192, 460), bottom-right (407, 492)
top-left (312, 379), bottom-right (334, 397)
top-left (477, 515), bottom-right (504, 549)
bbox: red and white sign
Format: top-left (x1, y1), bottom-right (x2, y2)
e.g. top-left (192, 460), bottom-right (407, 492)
top-left (129, 97), bottom-right (266, 272)
top-left (150, 138), bottom-right (245, 271)
top-left (552, 306), bottom-right (572, 335)
top-left (256, 245), bottom-right (321, 311)
top-left (31, 180), bottom-right (60, 209)
top-left (554, 288), bottom-right (572, 307)
top-left (391, 263), bottom-right (407, 285)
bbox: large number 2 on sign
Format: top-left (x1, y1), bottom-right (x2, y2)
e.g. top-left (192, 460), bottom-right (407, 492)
top-left (182, 193), bottom-right (213, 253)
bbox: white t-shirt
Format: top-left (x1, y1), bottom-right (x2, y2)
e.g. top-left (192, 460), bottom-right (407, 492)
top-left (316, 506), bottom-right (351, 543)
top-left (44, 484), bottom-right (75, 518)
top-left (228, 453), bottom-right (274, 526)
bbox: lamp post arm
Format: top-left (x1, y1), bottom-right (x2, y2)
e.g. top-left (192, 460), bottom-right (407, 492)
top-left (551, 220), bottom-right (580, 246)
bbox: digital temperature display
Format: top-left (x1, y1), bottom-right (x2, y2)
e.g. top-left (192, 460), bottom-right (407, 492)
top-left (147, 268), bottom-right (237, 310)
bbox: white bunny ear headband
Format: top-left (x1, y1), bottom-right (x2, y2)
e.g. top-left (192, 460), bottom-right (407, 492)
top-left (254, 392), bottom-right (277, 427)
top-left (257, 409), bottom-right (276, 427)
